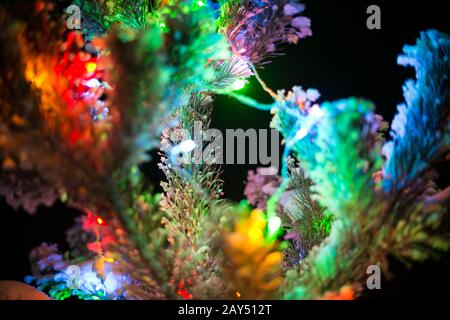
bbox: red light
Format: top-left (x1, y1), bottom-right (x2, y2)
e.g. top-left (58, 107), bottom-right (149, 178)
top-left (69, 130), bottom-right (81, 145)
top-left (177, 289), bottom-right (191, 300)
top-left (96, 217), bottom-right (104, 225)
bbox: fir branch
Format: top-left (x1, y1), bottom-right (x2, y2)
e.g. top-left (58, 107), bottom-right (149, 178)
top-left (74, 0), bottom-right (152, 32)
top-left (282, 158), bottom-right (334, 266)
top-left (159, 93), bottom-right (224, 247)
top-left (218, 0), bottom-right (312, 65)
top-left (382, 30), bottom-right (450, 193)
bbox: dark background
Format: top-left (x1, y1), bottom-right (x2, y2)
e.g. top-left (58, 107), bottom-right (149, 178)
top-left (1, 0), bottom-right (449, 299)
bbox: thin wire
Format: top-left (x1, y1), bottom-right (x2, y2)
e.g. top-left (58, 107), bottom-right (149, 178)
top-left (248, 62), bottom-right (281, 101)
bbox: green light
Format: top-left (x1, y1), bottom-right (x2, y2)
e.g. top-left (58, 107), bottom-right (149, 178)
top-left (268, 216), bottom-right (282, 235)
top-left (197, 0), bottom-right (206, 6)
top-left (231, 79), bottom-right (247, 91)
top-left (60, 191), bottom-right (68, 203)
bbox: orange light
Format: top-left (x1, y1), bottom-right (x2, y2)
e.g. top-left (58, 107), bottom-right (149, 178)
top-left (236, 291), bottom-right (241, 298)
top-left (96, 217), bottom-right (104, 225)
top-left (85, 62), bottom-right (97, 73)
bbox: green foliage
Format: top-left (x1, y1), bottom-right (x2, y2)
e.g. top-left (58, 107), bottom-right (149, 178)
top-left (281, 69), bottom-right (449, 299)
top-left (217, 0), bottom-right (243, 34)
top-left (280, 99), bottom-right (384, 297)
top-left (159, 93), bottom-right (223, 246)
top-left (100, 0), bottom-right (232, 173)
top-left (281, 158), bottom-right (334, 270)
top-left (307, 99), bottom-right (383, 219)
top-left (287, 158), bottom-right (334, 239)
top-left (74, 0), bottom-right (152, 33)
top-left (383, 30), bottom-right (450, 192)
top-left (110, 165), bottom-right (174, 298)
top-left (162, 0), bottom-right (231, 89)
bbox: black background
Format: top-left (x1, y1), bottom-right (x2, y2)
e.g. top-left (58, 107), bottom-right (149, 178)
top-left (1, 0), bottom-right (449, 299)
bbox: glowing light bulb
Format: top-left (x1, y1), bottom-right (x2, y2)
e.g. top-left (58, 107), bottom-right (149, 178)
top-left (231, 79), bottom-right (246, 91)
top-left (179, 139), bottom-right (196, 153)
top-left (197, 0), bottom-right (205, 6)
top-left (85, 62), bottom-right (97, 73)
top-left (96, 217), bottom-right (104, 225)
top-left (248, 227), bottom-right (262, 240)
top-left (268, 216), bottom-right (282, 235)
top-left (84, 78), bottom-right (101, 88)
top-left (295, 127), bottom-right (308, 140)
top-left (309, 104), bottom-right (324, 118)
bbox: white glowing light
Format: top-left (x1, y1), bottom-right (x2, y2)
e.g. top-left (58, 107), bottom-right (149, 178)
top-left (296, 127), bottom-right (309, 140)
top-left (179, 139), bottom-right (196, 153)
top-left (309, 104), bottom-right (324, 118)
top-left (268, 216), bottom-right (282, 235)
top-left (84, 78), bottom-right (101, 88)
top-left (231, 79), bottom-right (247, 91)
top-left (104, 274), bottom-right (119, 293)
top-left (63, 261), bottom-right (125, 295)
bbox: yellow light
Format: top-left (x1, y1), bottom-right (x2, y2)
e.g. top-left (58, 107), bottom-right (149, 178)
top-left (248, 227), bottom-right (262, 240)
top-left (236, 291), bottom-right (241, 298)
top-left (85, 62), bottom-right (97, 73)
